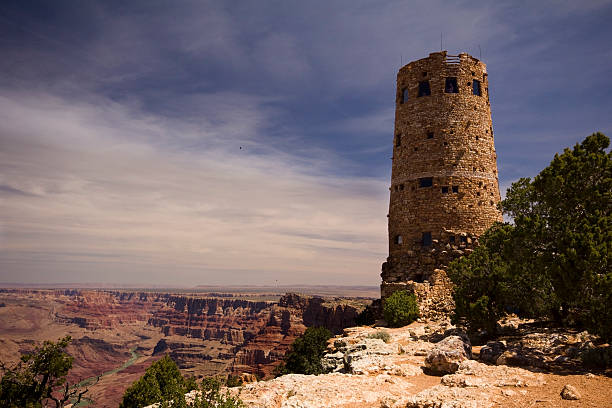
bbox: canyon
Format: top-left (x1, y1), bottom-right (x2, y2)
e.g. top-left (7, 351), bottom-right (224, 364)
top-left (0, 288), bottom-right (371, 407)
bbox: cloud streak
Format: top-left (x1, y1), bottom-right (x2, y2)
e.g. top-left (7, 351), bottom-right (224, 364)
top-left (0, 90), bottom-right (387, 285)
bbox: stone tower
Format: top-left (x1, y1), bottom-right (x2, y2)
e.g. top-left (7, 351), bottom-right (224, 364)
top-left (381, 51), bottom-right (503, 317)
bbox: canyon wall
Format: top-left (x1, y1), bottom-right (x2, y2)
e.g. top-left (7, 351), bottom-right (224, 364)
top-left (147, 292), bottom-right (361, 378)
top-left (0, 289), bottom-right (366, 396)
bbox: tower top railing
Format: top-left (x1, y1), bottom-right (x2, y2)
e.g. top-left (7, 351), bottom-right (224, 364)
top-left (444, 54), bottom-right (461, 66)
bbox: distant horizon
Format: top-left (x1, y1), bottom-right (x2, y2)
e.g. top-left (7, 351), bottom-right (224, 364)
top-left (0, 282), bottom-right (380, 299)
top-left (0, 282), bottom-right (379, 289)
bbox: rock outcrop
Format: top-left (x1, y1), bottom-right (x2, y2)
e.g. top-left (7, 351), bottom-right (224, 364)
top-left (234, 322), bottom-right (549, 408)
top-left (561, 384), bottom-right (581, 400)
top-left (424, 335), bottom-right (472, 375)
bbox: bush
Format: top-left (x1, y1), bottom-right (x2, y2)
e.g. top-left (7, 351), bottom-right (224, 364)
top-left (188, 378), bottom-right (244, 408)
top-left (366, 330), bottom-right (390, 343)
top-left (448, 224), bottom-right (557, 336)
top-left (276, 327), bottom-right (332, 375)
top-left (225, 375), bottom-right (242, 387)
top-left (120, 355), bottom-right (196, 408)
top-left (383, 290), bottom-right (419, 328)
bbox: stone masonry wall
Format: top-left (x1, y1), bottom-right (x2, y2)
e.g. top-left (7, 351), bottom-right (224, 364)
top-left (381, 51), bottom-right (503, 317)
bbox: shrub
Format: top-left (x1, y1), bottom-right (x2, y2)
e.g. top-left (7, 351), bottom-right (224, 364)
top-left (366, 330), bottom-right (390, 343)
top-left (276, 327), bottom-right (332, 375)
top-left (383, 290), bottom-right (419, 328)
top-left (188, 378), bottom-right (244, 408)
top-left (225, 375), bottom-right (242, 387)
top-left (120, 355), bottom-right (196, 408)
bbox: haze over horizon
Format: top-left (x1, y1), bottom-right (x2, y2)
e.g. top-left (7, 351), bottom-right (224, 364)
top-left (1, 1), bottom-right (611, 286)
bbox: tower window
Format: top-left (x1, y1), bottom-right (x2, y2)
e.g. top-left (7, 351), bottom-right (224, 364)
top-left (472, 79), bottom-right (481, 96)
top-left (422, 71), bottom-right (427, 77)
top-left (418, 81), bottom-right (431, 97)
top-left (394, 235), bottom-right (403, 245)
top-left (419, 177), bottom-right (433, 188)
top-left (422, 232), bottom-right (432, 247)
top-left (396, 134), bottom-right (402, 147)
top-left (441, 186), bottom-right (449, 194)
top-left (399, 184), bottom-right (404, 191)
top-left (401, 87), bottom-right (409, 103)
top-left (460, 236), bottom-right (467, 244)
top-left (449, 236), bottom-right (455, 243)
top-left (427, 132), bottom-right (434, 139)
top-left (445, 77), bottom-right (459, 93)
top-left (452, 185), bottom-right (459, 193)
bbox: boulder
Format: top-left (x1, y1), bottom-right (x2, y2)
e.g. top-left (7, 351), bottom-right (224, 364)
top-left (561, 384), bottom-right (581, 400)
top-left (479, 341), bottom-right (506, 364)
top-left (425, 335), bottom-right (472, 375)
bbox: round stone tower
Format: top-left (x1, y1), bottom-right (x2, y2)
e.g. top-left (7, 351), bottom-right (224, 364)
top-left (381, 51), bottom-right (503, 311)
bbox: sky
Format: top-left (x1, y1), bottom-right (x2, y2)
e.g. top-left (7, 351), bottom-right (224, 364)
top-left (0, 1), bottom-right (611, 286)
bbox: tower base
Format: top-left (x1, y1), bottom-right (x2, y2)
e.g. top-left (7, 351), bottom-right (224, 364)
top-left (381, 269), bottom-right (454, 322)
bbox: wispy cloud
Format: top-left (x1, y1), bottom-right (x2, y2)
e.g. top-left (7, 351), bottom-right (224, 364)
top-left (0, 90), bottom-right (387, 285)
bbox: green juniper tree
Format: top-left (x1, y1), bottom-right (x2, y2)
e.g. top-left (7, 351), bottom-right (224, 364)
top-left (120, 355), bottom-right (242, 408)
top-left (448, 133), bottom-right (611, 340)
top-left (276, 327), bottom-right (332, 375)
top-left (0, 336), bottom-right (92, 408)
top-left (120, 355), bottom-right (195, 408)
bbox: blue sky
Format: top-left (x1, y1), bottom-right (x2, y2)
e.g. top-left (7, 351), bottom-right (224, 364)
top-left (1, 0), bottom-right (611, 286)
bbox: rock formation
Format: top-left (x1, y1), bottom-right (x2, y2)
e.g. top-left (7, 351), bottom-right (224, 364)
top-left (231, 321), bottom-right (611, 408)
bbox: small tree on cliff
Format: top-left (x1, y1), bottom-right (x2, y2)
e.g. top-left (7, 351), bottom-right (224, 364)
top-left (0, 336), bottom-right (93, 408)
top-left (276, 327), bottom-right (332, 376)
top-left (120, 355), bottom-right (242, 408)
top-left (120, 355), bottom-right (195, 408)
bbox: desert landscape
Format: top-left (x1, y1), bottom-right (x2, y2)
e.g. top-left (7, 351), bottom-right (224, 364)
top-left (0, 288), bottom-right (372, 407)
